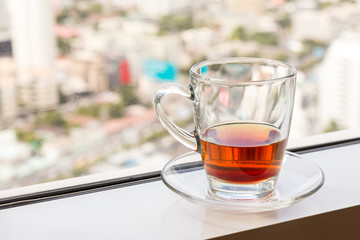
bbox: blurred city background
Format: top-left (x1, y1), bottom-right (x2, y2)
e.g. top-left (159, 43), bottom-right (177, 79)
top-left (0, 0), bottom-right (359, 190)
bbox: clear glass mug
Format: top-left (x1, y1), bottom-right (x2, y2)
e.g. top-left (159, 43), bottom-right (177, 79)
top-left (154, 58), bottom-right (296, 200)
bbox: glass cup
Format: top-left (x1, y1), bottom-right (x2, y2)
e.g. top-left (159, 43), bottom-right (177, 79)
top-left (154, 57), bottom-right (296, 200)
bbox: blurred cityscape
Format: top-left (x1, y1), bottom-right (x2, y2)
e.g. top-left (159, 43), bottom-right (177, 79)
top-left (0, 0), bottom-right (359, 190)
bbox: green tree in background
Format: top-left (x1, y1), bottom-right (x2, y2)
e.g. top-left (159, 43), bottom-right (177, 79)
top-left (251, 32), bottom-right (278, 45)
top-left (40, 110), bottom-right (68, 128)
top-left (57, 38), bottom-right (72, 56)
top-left (158, 12), bottom-right (193, 34)
top-left (276, 13), bottom-right (292, 29)
top-left (117, 86), bottom-right (140, 106)
top-left (89, 4), bottom-right (103, 14)
top-left (16, 129), bottom-right (42, 144)
top-left (77, 105), bottom-right (101, 117)
top-left (109, 102), bottom-right (125, 118)
top-left (323, 120), bottom-right (341, 133)
top-left (231, 26), bottom-right (248, 41)
top-left (15, 129), bottom-right (43, 155)
top-left (300, 39), bottom-right (327, 57)
top-left (231, 26), bottom-right (278, 45)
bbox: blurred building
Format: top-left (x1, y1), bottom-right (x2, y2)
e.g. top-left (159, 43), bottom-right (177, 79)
top-left (139, 35), bottom-right (181, 102)
top-left (0, 58), bottom-right (17, 124)
top-left (70, 51), bottom-right (109, 94)
top-left (290, 71), bottom-right (318, 139)
top-left (6, 0), bottom-right (58, 110)
top-left (57, 52), bottom-right (109, 96)
top-left (224, 0), bottom-right (266, 15)
top-left (7, 0), bottom-right (56, 70)
top-left (216, 0), bottom-right (278, 39)
top-left (137, 0), bottom-right (196, 19)
top-left (0, 40), bottom-right (12, 57)
top-left (181, 28), bottom-right (217, 55)
top-left (292, 2), bottom-right (360, 42)
top-left (318, 30), bottom-right (360, 130)
top-left (0, 0), bottom-right (11, 57)
top-left (0, 0), bottom-right (10, 29)
top-left (292, 9), bottom-right (340, 42)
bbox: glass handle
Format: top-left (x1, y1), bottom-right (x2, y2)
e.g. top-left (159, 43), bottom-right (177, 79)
top-left (153, 83), bottom-right (197, 151)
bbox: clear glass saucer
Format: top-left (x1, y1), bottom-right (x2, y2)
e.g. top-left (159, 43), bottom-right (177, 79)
top-left (161, 151), bottom-right (325, 213)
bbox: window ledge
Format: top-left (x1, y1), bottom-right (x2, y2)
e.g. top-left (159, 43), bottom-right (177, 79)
top-left (1, 139), bottom-right (360, 239)
top-left (1, 129), bottom-right (360, 207)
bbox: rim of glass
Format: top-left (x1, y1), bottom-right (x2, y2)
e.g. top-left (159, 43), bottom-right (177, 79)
top-left (190, 57), bottom-right (297, 85)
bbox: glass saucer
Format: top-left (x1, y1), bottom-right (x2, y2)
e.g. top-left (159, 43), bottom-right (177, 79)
top-left (161, 151), bottom-right (325, 213)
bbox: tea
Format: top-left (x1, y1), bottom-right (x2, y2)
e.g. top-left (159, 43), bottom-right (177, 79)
top-left (200, 122), bottom-right (287, 184)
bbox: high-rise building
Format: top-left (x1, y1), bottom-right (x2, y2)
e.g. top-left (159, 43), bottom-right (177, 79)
top-left (0, 2), bottom-right (16, 124)
top-left (7, 0), bottom-right (56, 70)
top-left (318, 30), bottom-right (360, 130)
top-left (0, 0), bottom-right (10, 33)
top-left (6, 0), bottom-right (58, 110)
top-left (0, 0), bottom-right (11, 57)
top-left (0, 58), bottom-right (17, 124)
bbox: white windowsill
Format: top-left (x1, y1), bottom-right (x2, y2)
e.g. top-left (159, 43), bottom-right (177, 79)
top-left (0, 138), bottom-right (360, 239)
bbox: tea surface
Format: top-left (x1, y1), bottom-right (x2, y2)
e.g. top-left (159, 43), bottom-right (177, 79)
top-left (201, 122), bottom-right (287, 184)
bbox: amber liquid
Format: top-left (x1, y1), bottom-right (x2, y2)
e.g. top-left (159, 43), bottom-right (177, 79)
top-left (200, 122), bottom-right (287, 184)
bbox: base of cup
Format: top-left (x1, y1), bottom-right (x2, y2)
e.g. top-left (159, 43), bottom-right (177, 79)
top-left (207, 175), bottom-right (278, 200)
